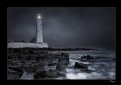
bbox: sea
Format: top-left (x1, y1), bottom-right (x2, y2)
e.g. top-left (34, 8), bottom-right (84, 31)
top-left (21, 49), bottom-right (116, 80)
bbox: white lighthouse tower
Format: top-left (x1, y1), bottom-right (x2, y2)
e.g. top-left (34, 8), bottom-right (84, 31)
top-left (36, 14), bottom-right (43, 43)
top-left (35, 14), bottom-right (48, 47)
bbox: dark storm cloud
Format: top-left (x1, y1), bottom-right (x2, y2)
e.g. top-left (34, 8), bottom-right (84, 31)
top-left (7, 7), bottom-right (116, 49)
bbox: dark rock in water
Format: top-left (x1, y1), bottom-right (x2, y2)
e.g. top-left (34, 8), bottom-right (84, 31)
top-left (48, 59), bottom-right (58, 66)
top-left (61, 53), bottom-right (69, 63)
top-left (36, 54), bottom-right (48, 60)
top-left (58, 58), bottom-right (68, 65)
top-left (21, 60), bottom-right (26, 63)
top-left (56, 53), bottom-right (69, 65)
top-left (36, 55), bottom-right (44, 62)
top-left (61, 53), bottom-right (69, 57)
top-left (8, 55), bottom-right (13, 59)
top-left (8, 69), bottom-right (22, 76)
top-left (56, 62), bottom-right (67, 73)
top-left (81, 55), bottom-right (94, 60)
top-left (26, 55), bottom-right (32, 60)
top-left (46, 69), bottom-right (58, 77)
top-left (18, 55), bottom-right (23, 60)
top-left (7, 72), bottom-right (21, 80)
top-left (74, 62), bottom-right (88, 69)
top-left (23, 62), bottom-right (38, 73)
top-left (7, 69), bottom-right (22, 80)
top-left (36, 56), bottom-right (42, 61)
top-left (48, 62), bottom-right (56, 66)
top-left (8, 69), bottom-right (19, 73)
top-left (34, 67), bottom-right (47, 79)
top-left (38, 61), bottom-right (45, 67)
top-left (28, 50), bottom-right (34, 54)
top-left (8, 65), bottom-right (23, 73)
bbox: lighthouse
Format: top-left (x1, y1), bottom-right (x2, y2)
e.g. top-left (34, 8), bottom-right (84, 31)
top-left (36, 14), bottom-right (43, 43)
top-left (8, 14), bottom-right (48, 48)
top-left (35, 14), bottom-right (48, 47)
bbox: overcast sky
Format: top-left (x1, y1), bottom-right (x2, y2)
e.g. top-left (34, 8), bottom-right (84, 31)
top-left (7, 7), bottom-right (116, 50)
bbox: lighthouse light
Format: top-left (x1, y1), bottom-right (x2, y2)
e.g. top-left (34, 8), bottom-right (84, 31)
top-left (37, 14), bottom-right (41, 19)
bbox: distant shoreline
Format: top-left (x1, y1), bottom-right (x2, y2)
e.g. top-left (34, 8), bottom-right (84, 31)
top-left (7, 47), bottom-right (98, 51)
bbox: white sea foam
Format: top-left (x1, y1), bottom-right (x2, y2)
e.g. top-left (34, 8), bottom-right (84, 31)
top-left (66, 73), bottom-right (87, 79)
top-left (21, 72), bottom-right (34, 80)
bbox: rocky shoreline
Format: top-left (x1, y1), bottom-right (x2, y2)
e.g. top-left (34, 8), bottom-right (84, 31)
top-left (7, 48), bottom-right (70, 80)
top-left (7, 48), bottom-right (115, 80)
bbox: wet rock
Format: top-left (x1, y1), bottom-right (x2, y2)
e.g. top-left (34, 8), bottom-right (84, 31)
top-left (36, 56), bottom-right (42, 62)
top-left (61, 53), bottom-right (69, 63)
top-left (7, 48), bottom-right (71, 80)
top-left (21, 60), bottom-right (26, 63)
top-left (28, 50), bottom-right (33, 54)
top-left (36, 54), bottom-right (47, 61)
top-left (36, 55), bottom-right (44, 61)
top-left (57, 53), bottom-right (69, 65)
top-left (74, 62), bottom-right (88, 69)
top-left (8, 69), bottom-right (22, 76)
top-left (18, 55), bottom-right (23, 60)
top-left (8, 64), bottom-right (23, 73)
top-left (7, 72), bottom-right (21, 80)
top-left (57, 52), bottom-right (61, 55)
top-left (27, 55), bottom-right (32, 60)
top-left (58, 58), bottom-right (68, 65)
top-left (7, 69), bottom-right (22, 80)
top-left (38, 61), bottom-right (45, 67)
top-left (61, 53), bottom-right (69, 57)
top-left (34, 67), bottom-right (47, 79)
top-left (23, 62), bottom-right (38, 73)
top-left (56, 62), bottom-right (67, 73)
top-left (47, 69), bottom-right (58, 77)
top-left (81, 55), bottom-right (94, 60)
top-left (8, 55), bottom-right (13, 59)
top-left (48, 59), bottom-right (58, 66)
